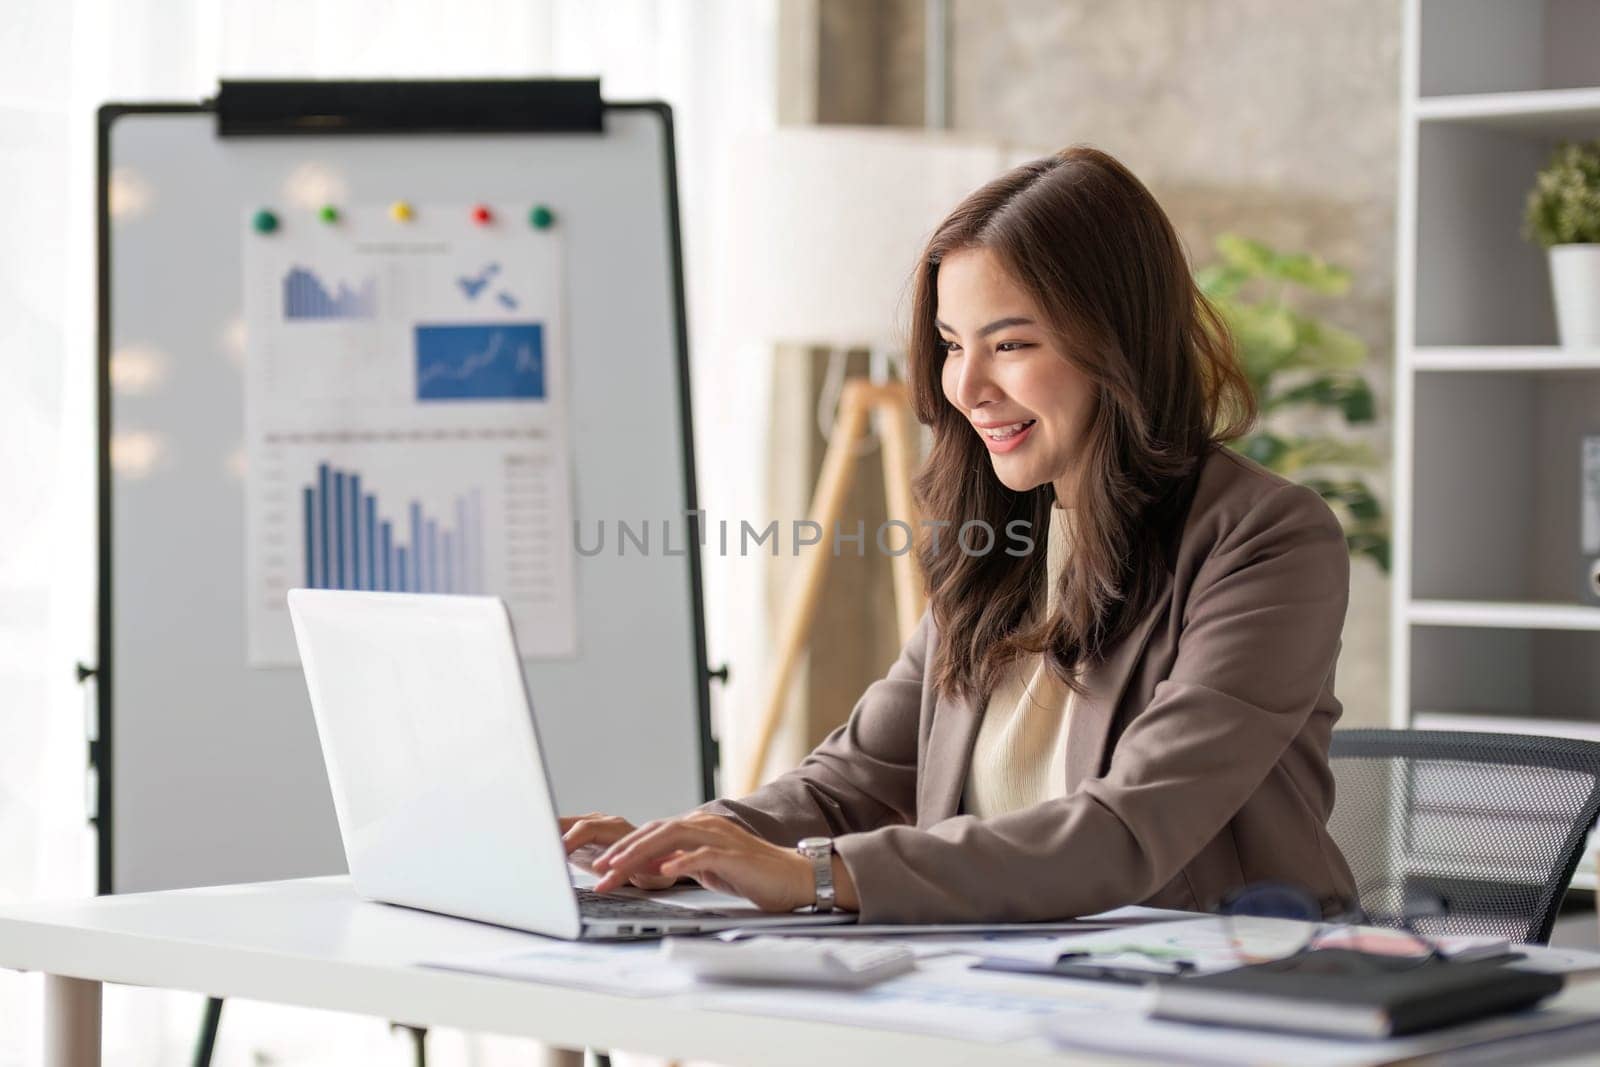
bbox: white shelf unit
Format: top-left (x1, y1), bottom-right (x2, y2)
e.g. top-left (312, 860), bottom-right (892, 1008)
top-left (1407, 600), bottom-right (1600, 630)
top-left (1395, 0), bottom-right (1600, 744)
top-left (1413, 346), bottom-right (1600, 372)
top-left (1395, 1), bottom-right (1600, 898)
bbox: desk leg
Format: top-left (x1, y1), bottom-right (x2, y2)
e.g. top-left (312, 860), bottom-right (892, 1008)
top-left (44, 975), bottom-right (101, 1067)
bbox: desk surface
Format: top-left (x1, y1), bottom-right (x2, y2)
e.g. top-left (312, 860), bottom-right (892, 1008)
top-left (0, 875), bottom-right (1139, 1066)
top-left (3, 876), bottom-right (1599, 1067)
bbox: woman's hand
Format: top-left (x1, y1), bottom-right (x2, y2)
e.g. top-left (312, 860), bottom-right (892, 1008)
top-left (589, 811), bottom-right (858, 913)
top-left (560, 813), bottom-right (677, 890)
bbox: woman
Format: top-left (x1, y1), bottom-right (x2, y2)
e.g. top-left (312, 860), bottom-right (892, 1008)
top-left (563, 145), bottom-right (1356, 923)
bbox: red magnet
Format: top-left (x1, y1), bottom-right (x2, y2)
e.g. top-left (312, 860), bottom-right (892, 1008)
top-left (471, 204), bottom-right (493, 225)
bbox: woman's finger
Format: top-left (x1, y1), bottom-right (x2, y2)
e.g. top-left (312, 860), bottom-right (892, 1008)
top-left (659, 847), bottom-right (745, 901)
top-left (594, 823), bottom-right (727, 892)
top-left (558, 814), bottom-right (597, 834)
top-left (659, 846), bottom-right (722, 880)
top-left (596, 818), bottom-right (731, 874)
top-left (595, 811), bottom-right (732, 869)
top-left (593, 818), bottom-right (672, 867)
top-left (562, 815), bottom-right (635, 854)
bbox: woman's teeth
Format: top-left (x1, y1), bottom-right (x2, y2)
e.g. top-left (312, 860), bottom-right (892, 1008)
top-left (983, 420), bottom-right (1036, 440)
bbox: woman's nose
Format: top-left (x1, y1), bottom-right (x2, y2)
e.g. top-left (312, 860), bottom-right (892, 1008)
top-left (952, 353), bottom-right (1001, 412)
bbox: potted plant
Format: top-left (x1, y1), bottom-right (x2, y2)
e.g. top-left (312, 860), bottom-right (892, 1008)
top-left (1523, 139), bottom-right (1600, 348)
top-left (1197, 235), bottom-right (1389, 572)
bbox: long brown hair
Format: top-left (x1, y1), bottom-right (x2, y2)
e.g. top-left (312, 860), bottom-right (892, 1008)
top-left (907, 145), bottom-right (1255, 703)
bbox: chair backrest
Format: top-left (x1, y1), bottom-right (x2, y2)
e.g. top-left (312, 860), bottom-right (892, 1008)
top-left (1328, 729), bottom-right (1600, 945)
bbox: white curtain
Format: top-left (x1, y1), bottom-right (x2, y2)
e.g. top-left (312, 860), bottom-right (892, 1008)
top-left (0, 2), bottom-right (776, 1062)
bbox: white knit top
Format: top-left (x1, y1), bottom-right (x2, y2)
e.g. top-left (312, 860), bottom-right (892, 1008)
top-left (962, 505), bottom-right (1078, 819)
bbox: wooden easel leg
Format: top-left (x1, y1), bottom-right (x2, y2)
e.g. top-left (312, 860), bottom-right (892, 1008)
top-left (740, 381), bottom-right (872, 794)
top-left (875, 389), bottom-right (925, 643)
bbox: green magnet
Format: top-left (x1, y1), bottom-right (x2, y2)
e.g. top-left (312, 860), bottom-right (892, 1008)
top-left (318, 204), bottom-right (340, 224)
top-left (252, 209), bottom-right (279, 234)
top-left (529, 204), bottom-right (555, 229)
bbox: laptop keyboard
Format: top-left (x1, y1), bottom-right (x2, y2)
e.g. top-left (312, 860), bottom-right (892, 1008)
top-left (575, 886), bottom-right (737, 920)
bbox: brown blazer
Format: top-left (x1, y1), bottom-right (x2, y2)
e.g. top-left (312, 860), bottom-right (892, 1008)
top-left (704, 446), bottom-right (1357, 923)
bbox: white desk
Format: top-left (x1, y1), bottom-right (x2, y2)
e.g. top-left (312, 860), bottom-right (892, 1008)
top-left (0, 875), bottom-right (1142, 1066)
top-left (2, 876), bottom-right (1599, 1067)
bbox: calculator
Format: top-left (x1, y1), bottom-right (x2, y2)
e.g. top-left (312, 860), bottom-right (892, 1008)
top-left (661, 936), bottom-right (917, 988)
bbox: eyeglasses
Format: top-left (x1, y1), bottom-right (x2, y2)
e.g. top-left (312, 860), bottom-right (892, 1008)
top-left (1216, 881), bottom-right (1449, 970)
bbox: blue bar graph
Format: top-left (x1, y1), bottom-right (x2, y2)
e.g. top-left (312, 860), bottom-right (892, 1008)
top-left (349, 474), bottom-right (363, 590)
top-left (425, 519), bottom-right (438, 593)
top-left (283, 266), bottom-right (377, 320)
top-left (366, 496), bottom-right (377, 591)
top-left (317, 464), bottom-right (331, 587)
top-left (381, 521), bottom-right (392, 591)
top-left (333, 471), bottom-right (346, 589)
top-left (410, 502), bottom-right (422, 592)
top-left (303, 488), bottom-right (315, 587)
top-left (300, 462), bottom-right (483, 595)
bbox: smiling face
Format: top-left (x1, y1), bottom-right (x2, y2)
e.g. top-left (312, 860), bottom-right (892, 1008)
top-left (937, 246), bottom-right (1096, 501)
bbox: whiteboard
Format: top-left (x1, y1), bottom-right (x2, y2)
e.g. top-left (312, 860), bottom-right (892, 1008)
top-left (98, 99), bottom-right (713, 893)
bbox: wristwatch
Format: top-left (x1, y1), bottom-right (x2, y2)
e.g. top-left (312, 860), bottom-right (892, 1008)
top-left (796, 837), bottom-right (835, 913)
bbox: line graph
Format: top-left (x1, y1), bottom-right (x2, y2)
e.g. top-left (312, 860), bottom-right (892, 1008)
top-left (415, 323), bottom-right (544, 401)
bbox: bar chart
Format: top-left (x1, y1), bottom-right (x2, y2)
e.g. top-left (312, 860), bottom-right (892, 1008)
top-left (300, 461), bottom-right (484, 595)
top-left (283, 265), bottom-right (377, 320)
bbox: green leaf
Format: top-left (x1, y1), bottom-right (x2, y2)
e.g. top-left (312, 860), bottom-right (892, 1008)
top-left (1265, 375), bottom-right (1376, 424)
top-left (1345, 531), bottom-right (1391, 572)
top-left (1238, 432), bottom-right (1290, 468)
top-left (1340, 378), bottom-right (1376, 423)
top-left (1288, 317), bottom-right (1367, 371)
top-left (1196, 263), bottom-right (1248, 298)
top-left (1215, 233), bottom-right (1276, 277)
top-left (1342, 486), bottom-right (1382, 521)
top-left (1231, 303), bottom-right (1298, 362)
top-left (1523, 140), bottom-right (1600, 248)
top-left (1269, 250), bottom-right (1352, 295)
top-left (1283, 437), bottom-right (1378, 470)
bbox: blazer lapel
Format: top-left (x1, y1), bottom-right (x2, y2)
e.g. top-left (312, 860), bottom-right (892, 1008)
top-left (1064, 573), bottom-right (1173, 792)
top-left (918, 685), bottom-right (982, 826)
top-left (916, 566), bottom-right (1175, 823)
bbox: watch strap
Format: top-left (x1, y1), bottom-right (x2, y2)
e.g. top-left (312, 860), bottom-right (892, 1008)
top-left (797, 837), bottom-right (835, 913)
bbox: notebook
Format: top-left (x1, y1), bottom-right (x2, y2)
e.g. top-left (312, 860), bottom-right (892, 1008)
top-left (1148, 949), bottom-right (1564, 1038)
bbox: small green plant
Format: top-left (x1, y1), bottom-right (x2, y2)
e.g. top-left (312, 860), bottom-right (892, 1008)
top-left (1197, 234), bottom-right (1390, 572)
top-left (1523, 140), bottom-right (1600, 248)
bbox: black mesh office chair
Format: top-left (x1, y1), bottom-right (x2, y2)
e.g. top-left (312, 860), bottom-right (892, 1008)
top-left (1327, 729), bottom-right (1600, 945)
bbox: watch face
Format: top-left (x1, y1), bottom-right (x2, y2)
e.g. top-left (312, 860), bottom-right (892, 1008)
top-left (797, 836), bottom-right (830, 854)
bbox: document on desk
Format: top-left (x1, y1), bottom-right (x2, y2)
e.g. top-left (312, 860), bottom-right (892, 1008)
top-left (420, 942), bottom-right (692, 997)
top-left (974, 917), bottom-right (1560, 979)
top-left (975, 916), bottom-right (1257, 976)
top-left (696, 956), bottom-right (1139, 1045)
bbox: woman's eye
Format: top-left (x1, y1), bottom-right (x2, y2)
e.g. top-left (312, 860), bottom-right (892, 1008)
top-left (938, 339), bottom-right (961, 353)
top-left (996, 341), bottom-right (1032, 353)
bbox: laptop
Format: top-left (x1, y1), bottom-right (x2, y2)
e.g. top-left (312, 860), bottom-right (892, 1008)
top-left (287, 588), bottom-right (853, 940)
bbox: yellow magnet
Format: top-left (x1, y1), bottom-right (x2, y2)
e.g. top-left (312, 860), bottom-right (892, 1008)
top-left (389, 200), bottom-right (415, 223)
